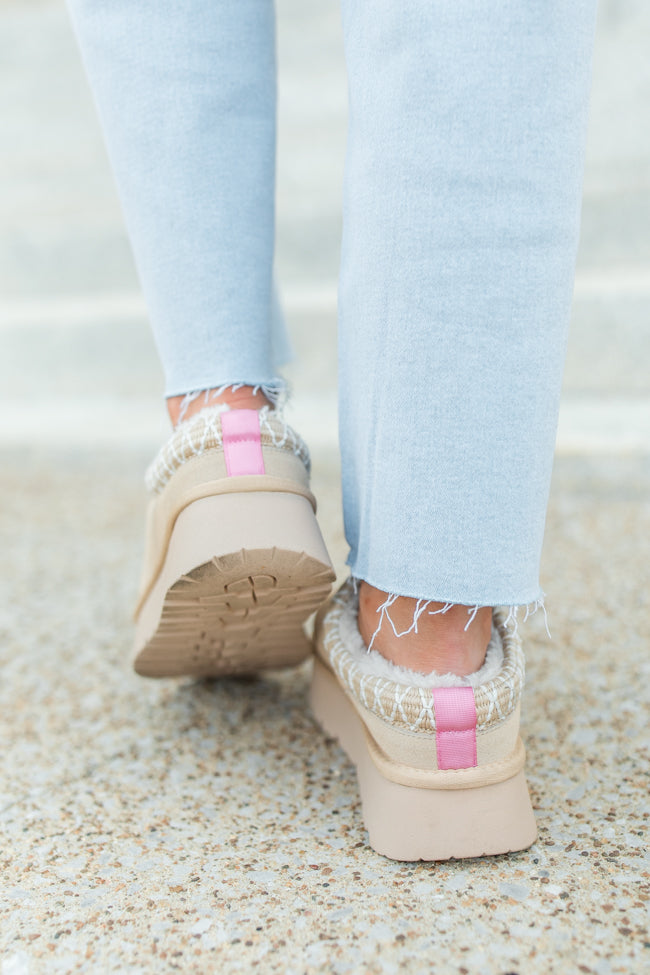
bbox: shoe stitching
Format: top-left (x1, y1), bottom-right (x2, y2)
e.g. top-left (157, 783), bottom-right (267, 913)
top-left (145, 405), bottom-right (310, 493)
top-left (318, 579), bottom-right (524, 735)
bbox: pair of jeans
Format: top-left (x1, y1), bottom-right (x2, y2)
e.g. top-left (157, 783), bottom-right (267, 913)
top-left (66, 0), bottom-right (598, 609)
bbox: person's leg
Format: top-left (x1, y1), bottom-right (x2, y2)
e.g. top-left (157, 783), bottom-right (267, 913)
top-left (67, 0), bottom-right (335, 676)
top-left (338, 0), bottom-right (598, 673)
top-left (66, 0), bottom-right (288, 404)
top-left (310, 0), bottom-right (598, 859)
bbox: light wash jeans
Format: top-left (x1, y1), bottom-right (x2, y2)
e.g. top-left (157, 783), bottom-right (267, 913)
top-left (66, 0), bottom-right (598, 610)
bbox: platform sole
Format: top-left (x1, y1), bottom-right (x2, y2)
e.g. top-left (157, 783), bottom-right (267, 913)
top-left (133, 492), bottom-right (335, 678)
top-left (310, 657), bottom-right (538, 861)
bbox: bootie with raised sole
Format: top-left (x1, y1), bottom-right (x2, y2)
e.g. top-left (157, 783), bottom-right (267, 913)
top-left (133, 406), bottom-right (335, 678)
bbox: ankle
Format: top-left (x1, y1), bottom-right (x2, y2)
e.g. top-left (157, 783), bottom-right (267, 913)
top-left (357, 581), bottom-right (492, 677)
top-left (167, 386), bottom-right (272, 427)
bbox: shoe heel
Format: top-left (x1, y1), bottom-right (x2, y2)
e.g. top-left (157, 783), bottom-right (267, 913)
top-left (310, 658), bottom-right (537, 861)
top-left (134, 491), bottom-right (335, 677)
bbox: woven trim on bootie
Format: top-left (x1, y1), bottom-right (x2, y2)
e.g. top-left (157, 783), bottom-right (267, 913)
top-left (145, 405), bottom-right (311, 493)
top-left (319, 579), bottom-right (525, 735)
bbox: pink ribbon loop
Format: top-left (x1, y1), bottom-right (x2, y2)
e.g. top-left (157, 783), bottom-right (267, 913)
top-left (432, 686), bottom-right (478, 770)
top-left (221, 409), bottom-right (265, 476)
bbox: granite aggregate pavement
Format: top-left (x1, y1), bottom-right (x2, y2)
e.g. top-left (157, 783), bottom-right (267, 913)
top-left (1, 451), bottom-right (649, 974)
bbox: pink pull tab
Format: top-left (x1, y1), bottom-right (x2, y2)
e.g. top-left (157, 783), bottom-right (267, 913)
top-left (221, 409), bottom-right (265, 476)
top-left (432, 686), bottom-right (478, 770)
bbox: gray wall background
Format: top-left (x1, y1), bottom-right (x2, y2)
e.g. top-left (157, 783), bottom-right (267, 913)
top-left (0, 0), bottom-right (648, 451)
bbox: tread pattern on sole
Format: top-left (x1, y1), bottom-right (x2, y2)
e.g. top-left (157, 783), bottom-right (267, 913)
top-left (135, 547), bottom-right (334, 678)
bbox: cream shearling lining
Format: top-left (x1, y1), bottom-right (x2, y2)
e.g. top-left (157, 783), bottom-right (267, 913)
top-left (338, 592), bottom-right (504, 688)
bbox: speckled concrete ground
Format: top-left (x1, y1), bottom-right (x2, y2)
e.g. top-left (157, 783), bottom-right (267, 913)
top-left (1, 450), bottom-right (649, 974)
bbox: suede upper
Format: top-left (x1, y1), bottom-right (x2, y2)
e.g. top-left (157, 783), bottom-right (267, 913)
top-left (315, 579), bottom-right (525, 737)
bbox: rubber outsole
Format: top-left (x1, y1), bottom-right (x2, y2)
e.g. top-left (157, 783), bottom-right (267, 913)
top-left (310, 657), bottom-right (538, 861)
top-left (133, 492), bottom-right (335, 678)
